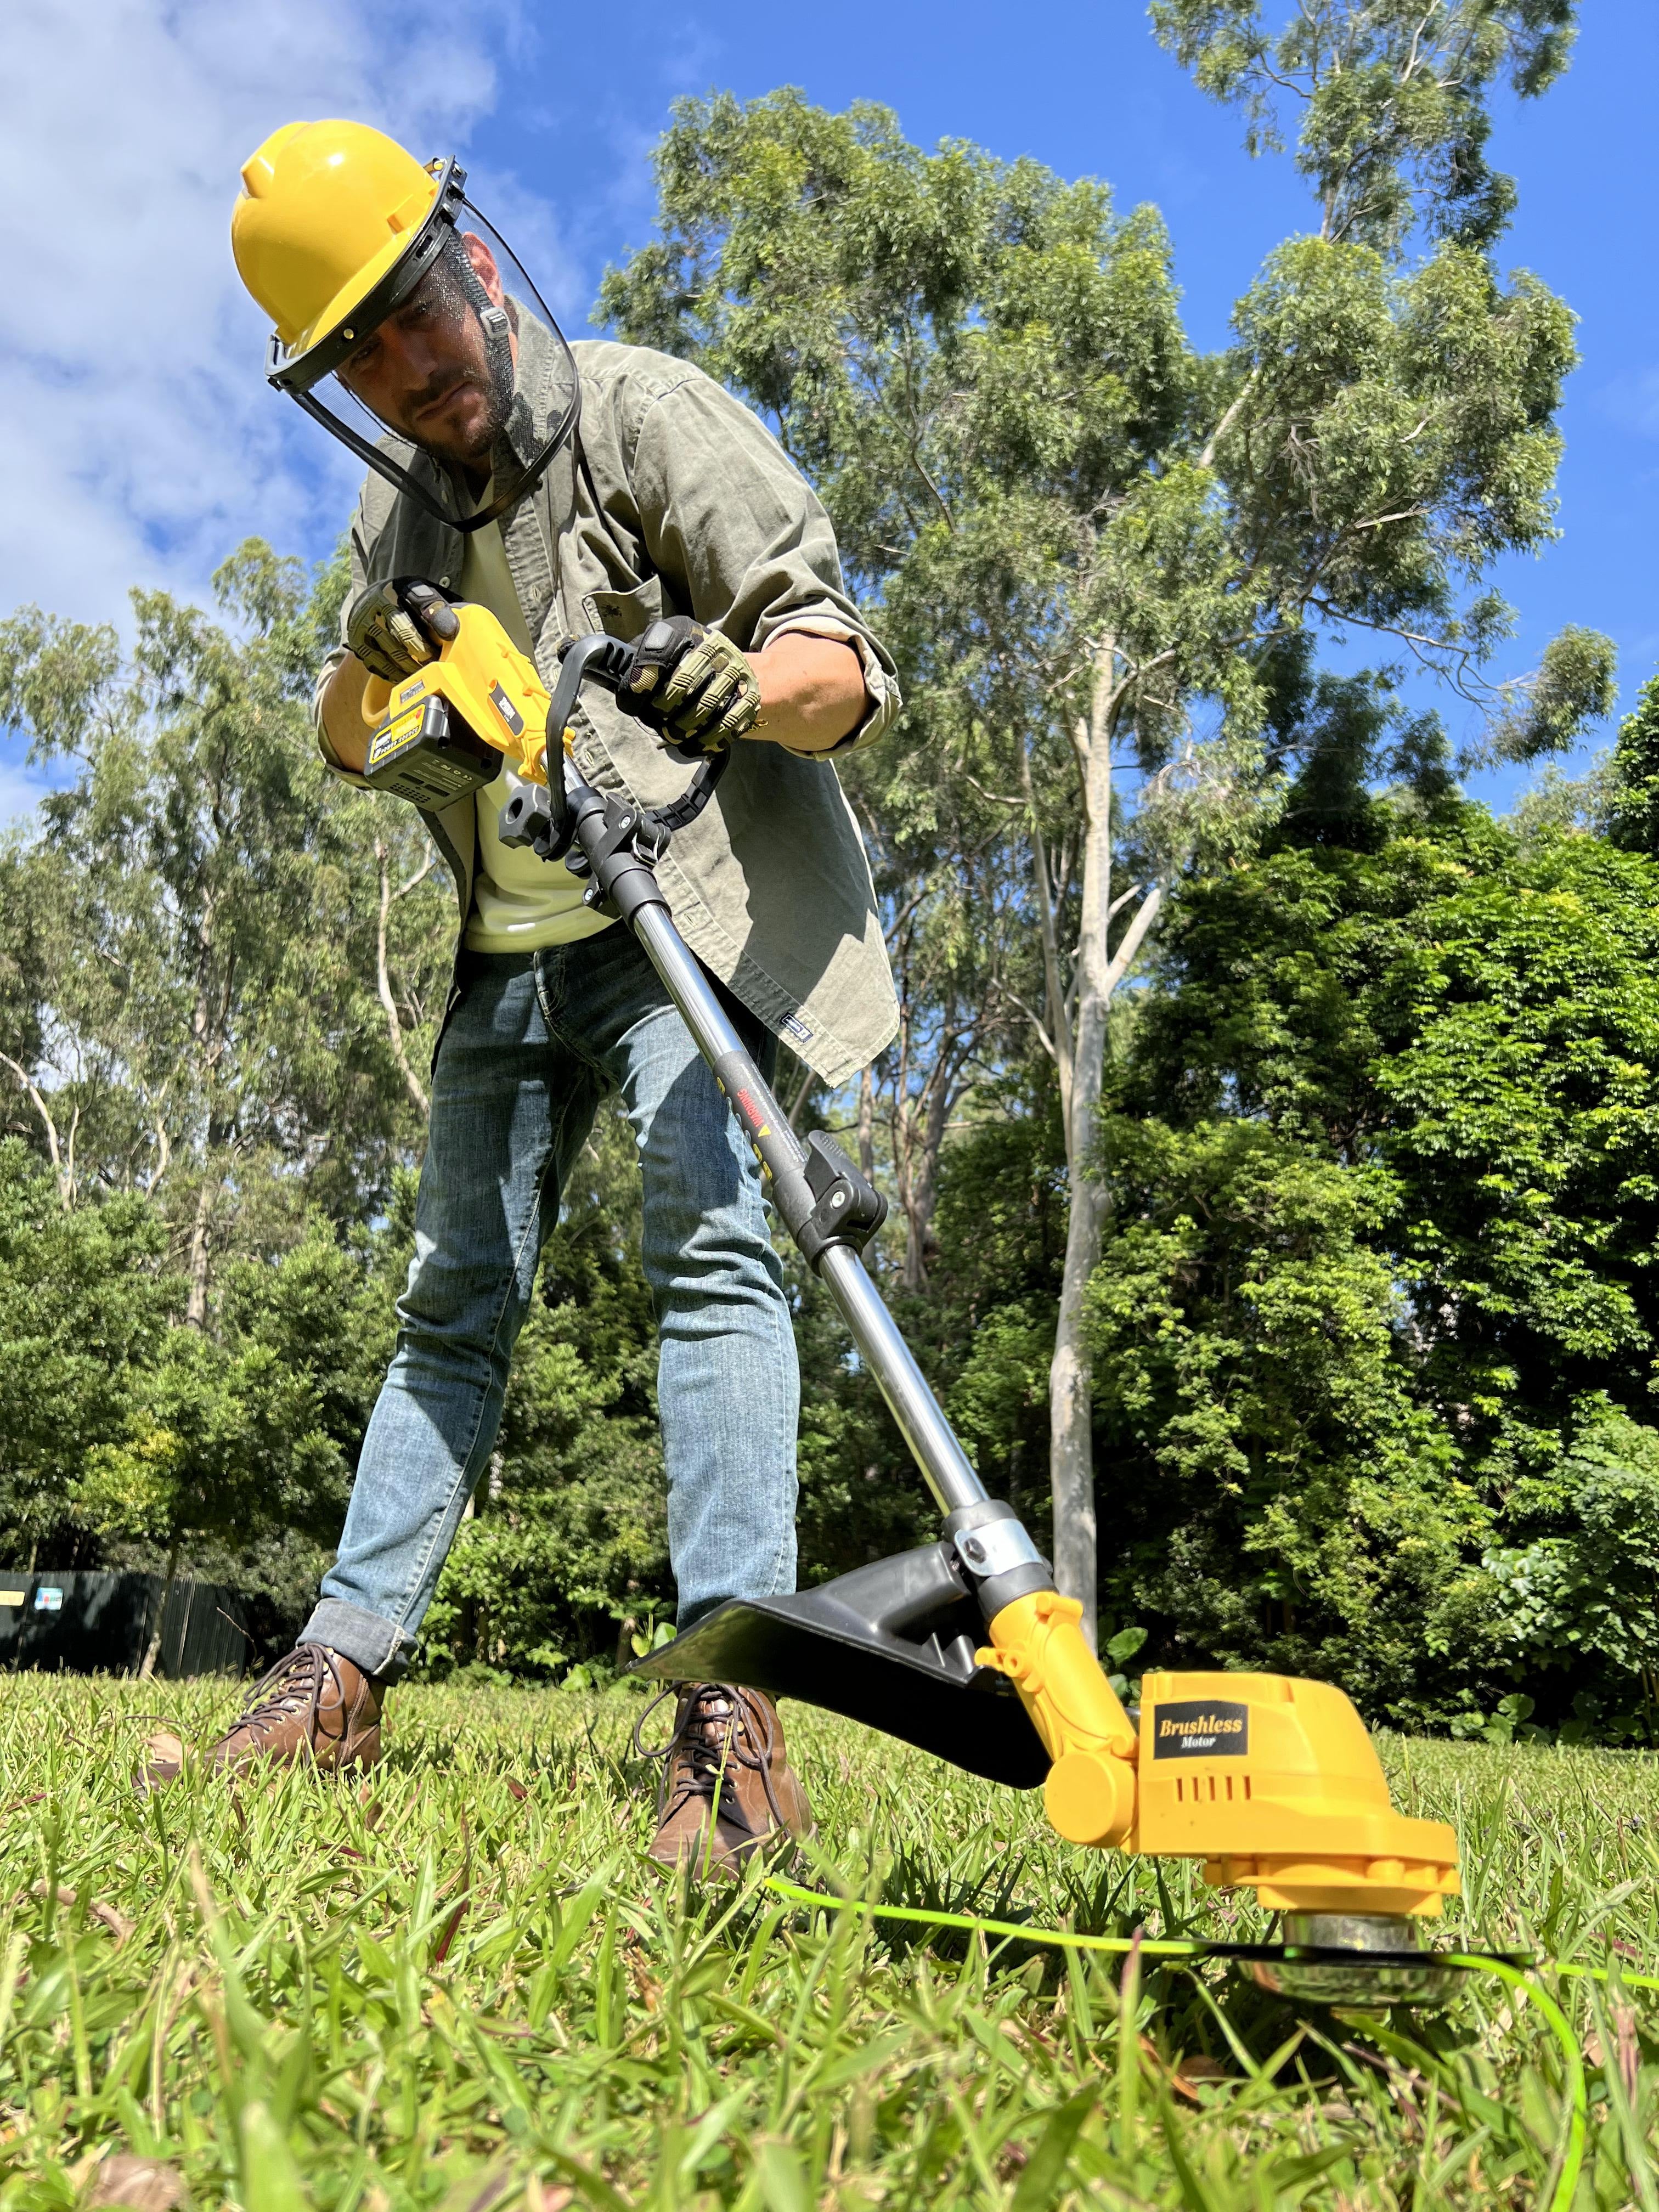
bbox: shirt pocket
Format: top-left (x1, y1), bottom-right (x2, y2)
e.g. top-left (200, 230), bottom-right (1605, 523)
top-left (582, 577), bottom-right (668, 642)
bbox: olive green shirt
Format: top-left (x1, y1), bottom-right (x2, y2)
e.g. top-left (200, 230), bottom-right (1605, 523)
top-left (314, 317), bottom-right (901, 1086)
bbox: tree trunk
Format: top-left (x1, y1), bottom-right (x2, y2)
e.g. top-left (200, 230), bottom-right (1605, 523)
top-left (1049, 693), bottom-right (1116, 1647)
top-left (138, 1536), bottom-right (182, 1681)
top-left (856, 1064), bottom-right (876, 1182)
top-left (184, 1166), bottom-right (218, 1329)
top-left (377, 840), bottom-right (431, 1116)
top-left (0, 1051), bottom-right (74, 1207)
top-left (898, 1051), bottom-right (956, 1291)
top-left (1020, 748), bottom-right (1075, 1147)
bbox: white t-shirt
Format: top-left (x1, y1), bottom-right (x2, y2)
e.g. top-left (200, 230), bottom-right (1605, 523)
top-left (461, 514), bottom-right (615, 952)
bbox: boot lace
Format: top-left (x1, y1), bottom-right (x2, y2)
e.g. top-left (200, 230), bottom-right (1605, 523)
top-left (631, 1681), bottom-right (787, 1833)
top-left (232, 1642), bottom-right (349, 1752)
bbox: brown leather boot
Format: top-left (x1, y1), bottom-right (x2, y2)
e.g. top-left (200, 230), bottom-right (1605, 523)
top-left (634, 1682), bottom-right (813, 1876)
top-left (141, 1643), bottom-right (385, 1788)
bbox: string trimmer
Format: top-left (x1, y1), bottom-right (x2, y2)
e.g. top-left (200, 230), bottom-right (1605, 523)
top-left (360, 609), bottom-right (1470, 2004)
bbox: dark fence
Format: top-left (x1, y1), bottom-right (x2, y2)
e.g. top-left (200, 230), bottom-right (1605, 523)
top-left (0, 1571), bottom-right (250, 1678)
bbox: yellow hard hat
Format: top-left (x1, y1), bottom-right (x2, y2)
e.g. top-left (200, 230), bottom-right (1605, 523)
top-left (233, 119), bottom-right (583, 537)
top-left (232, 120), bottom-right (460, 385)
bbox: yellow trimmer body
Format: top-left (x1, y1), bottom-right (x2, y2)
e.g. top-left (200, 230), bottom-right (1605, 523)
top-left (357, 607), bottom-right (556, 808)
top-left (980, 1590), bottom-right (1458, 1917)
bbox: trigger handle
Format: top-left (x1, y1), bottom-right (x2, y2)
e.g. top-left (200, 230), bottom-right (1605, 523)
top-left (545, 633), bottom-right (633, 754)
top-left (533, 634), bottom-right (633, 866)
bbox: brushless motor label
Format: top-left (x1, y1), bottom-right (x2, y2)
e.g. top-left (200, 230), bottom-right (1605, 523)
top-left (1150, 1700), bottom-right (1250, 1758)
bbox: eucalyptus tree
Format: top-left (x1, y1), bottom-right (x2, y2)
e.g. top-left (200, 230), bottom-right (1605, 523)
top-left (600, 1), bottom-right (1607, 1638)
top-left (0, 543), bottom-right (448, 1301)
top-left (1150, 0), bottom-right (1577, 251)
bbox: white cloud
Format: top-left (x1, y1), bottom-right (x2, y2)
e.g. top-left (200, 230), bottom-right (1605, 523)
top-left (0, 0), bottom-right (533, 630)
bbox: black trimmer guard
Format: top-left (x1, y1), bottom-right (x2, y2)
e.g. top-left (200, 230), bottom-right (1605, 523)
top-left (628, 1541), bottom-right (1049, 1788)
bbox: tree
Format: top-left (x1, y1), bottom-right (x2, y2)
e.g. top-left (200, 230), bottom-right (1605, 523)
top-left (0, 543), bottom-right (451, 1292)
top-left (598, 12), bottom-right (1606, 1637)
top-left (1474, 1403), bottom-right (1659, 1742)
top-left (0, 543), bottom-right (454, 1638)
top-left (0, 1142), bottom-right (181, 1570)
top-left (1085, 1113), bottom-right (1471, 1711)
top-left (1099, 689), bottom-right (1659, 1726)
top-left (72, 1318), bottom-right (351, 1677)
top-left (1150, 0), bottom-right (1576, 252)
top-left (1605, 671), bottom-right (1659, 856)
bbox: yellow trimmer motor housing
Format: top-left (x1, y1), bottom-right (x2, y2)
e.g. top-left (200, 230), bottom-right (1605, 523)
top-left (980, 1591), bottom-right (1458, 1918)
top-left (358, 607), bottom-right (554, 809)
top-left (1136, 1670), bottom-right (1457, 1917)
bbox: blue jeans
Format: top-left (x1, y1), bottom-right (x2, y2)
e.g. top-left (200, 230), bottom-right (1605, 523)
top-left (303, 927), bottom-right (799, 1678)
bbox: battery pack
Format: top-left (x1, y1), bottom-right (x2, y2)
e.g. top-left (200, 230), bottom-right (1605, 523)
top-left (363, 695), bottom-right (503, 808)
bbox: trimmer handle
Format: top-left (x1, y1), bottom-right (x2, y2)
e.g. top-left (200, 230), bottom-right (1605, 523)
top-left (545, 630), bottom-right (633, 743)
top-left (500, 632), bottom-right (731, 862)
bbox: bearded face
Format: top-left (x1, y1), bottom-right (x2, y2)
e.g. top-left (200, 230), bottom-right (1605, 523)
top-left (335, 233), bottom-right (516, 475)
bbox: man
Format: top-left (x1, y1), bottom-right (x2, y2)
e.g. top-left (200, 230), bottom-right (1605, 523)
top-left (149, 120), bottom-right (899, 1872)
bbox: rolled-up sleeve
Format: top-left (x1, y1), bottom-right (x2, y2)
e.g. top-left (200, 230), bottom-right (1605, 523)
top-left (624, 368), bottom-right (901, 756)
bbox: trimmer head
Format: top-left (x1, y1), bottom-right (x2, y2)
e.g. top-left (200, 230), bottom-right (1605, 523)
top-left (1246, 1914), bottom-right (1466, 2006)
top-left (629, 1542), bottom-right (1050, 1788)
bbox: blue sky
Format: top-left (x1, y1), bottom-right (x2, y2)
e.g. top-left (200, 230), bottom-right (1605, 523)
top-left (3, 0), bottom-right (1654, 820)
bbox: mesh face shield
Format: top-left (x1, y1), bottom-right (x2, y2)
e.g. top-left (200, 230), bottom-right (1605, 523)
top-left (266, 160), bottom-right (580, 534)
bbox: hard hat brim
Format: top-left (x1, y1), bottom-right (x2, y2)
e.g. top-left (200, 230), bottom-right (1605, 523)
top-left (267, 157), bottom-right (465, 396)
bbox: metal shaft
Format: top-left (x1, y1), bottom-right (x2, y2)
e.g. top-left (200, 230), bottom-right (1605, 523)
top-left (816, 1243), bottom-right (988, 1516)
top-left (629, 902), bottom-right (990, 1519)
top-left (632, 906), bottom-right (802, 1163)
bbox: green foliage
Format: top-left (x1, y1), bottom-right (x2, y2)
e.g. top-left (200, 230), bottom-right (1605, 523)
top-left (72, 1323), bottom-right (346, 1565)
top-left (1606, 670), bottom-right (1659, 855)
top-left (70, 1210), bottom-right (402, 1575)
top-left (1084, 1115), bottom-right (1471, 1709)
top-left (601, 75), bottom-right (1602, 788)
top-left (1150, 1), bottom-right (1577, 250)
top-left (1487, 622), bottom-right (1618, 764)
top-left (0, 1142), bottom-right (180, 1564)
top-left (3, 1678), bottom-right (1658, 2209)
top-left (0, 540), bottom-right (448, 1248)
top-left (1096, 694), bottom-right (1659, 1729)
top-left (1474, 1402), bottom-right (1659, 1740)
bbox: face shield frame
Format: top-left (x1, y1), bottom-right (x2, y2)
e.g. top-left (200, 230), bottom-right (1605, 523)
top-left (264, 157), bottom-right (581, 535)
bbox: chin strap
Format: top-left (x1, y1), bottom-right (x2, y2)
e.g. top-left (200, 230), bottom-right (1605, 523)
top-left (443, 229), bottom-right (517, 424)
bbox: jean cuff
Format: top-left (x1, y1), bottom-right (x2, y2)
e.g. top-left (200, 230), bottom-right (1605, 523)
top-left (301, 1599), bottom-right (417, 1682)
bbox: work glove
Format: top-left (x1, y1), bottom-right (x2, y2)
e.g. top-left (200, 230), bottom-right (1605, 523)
top-left (611, 616), bottom-right (763, 758)
top-left (345, 577), bottom-right (460, 683)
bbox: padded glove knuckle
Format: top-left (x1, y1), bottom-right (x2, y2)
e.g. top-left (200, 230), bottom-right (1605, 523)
top-left (615, 618), bottom-right (760, 753)
top-left (345, 575), bottom-right (456, 680)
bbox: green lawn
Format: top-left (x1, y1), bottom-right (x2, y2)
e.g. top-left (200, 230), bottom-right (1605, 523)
top-left (1, 1676), bottom-right (1655, 2209)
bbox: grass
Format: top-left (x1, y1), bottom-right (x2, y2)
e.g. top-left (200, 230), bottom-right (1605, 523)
top-left (0, 1676), bottom-right (1656, 2210)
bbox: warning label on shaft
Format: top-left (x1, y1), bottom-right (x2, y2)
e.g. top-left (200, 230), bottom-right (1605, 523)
top-left (1150, 1699), bottom-right (1250, 1758)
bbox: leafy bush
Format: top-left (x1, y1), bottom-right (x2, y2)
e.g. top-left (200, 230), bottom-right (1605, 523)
top-left (1471, 1404), bottom-right (1659, 1742)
